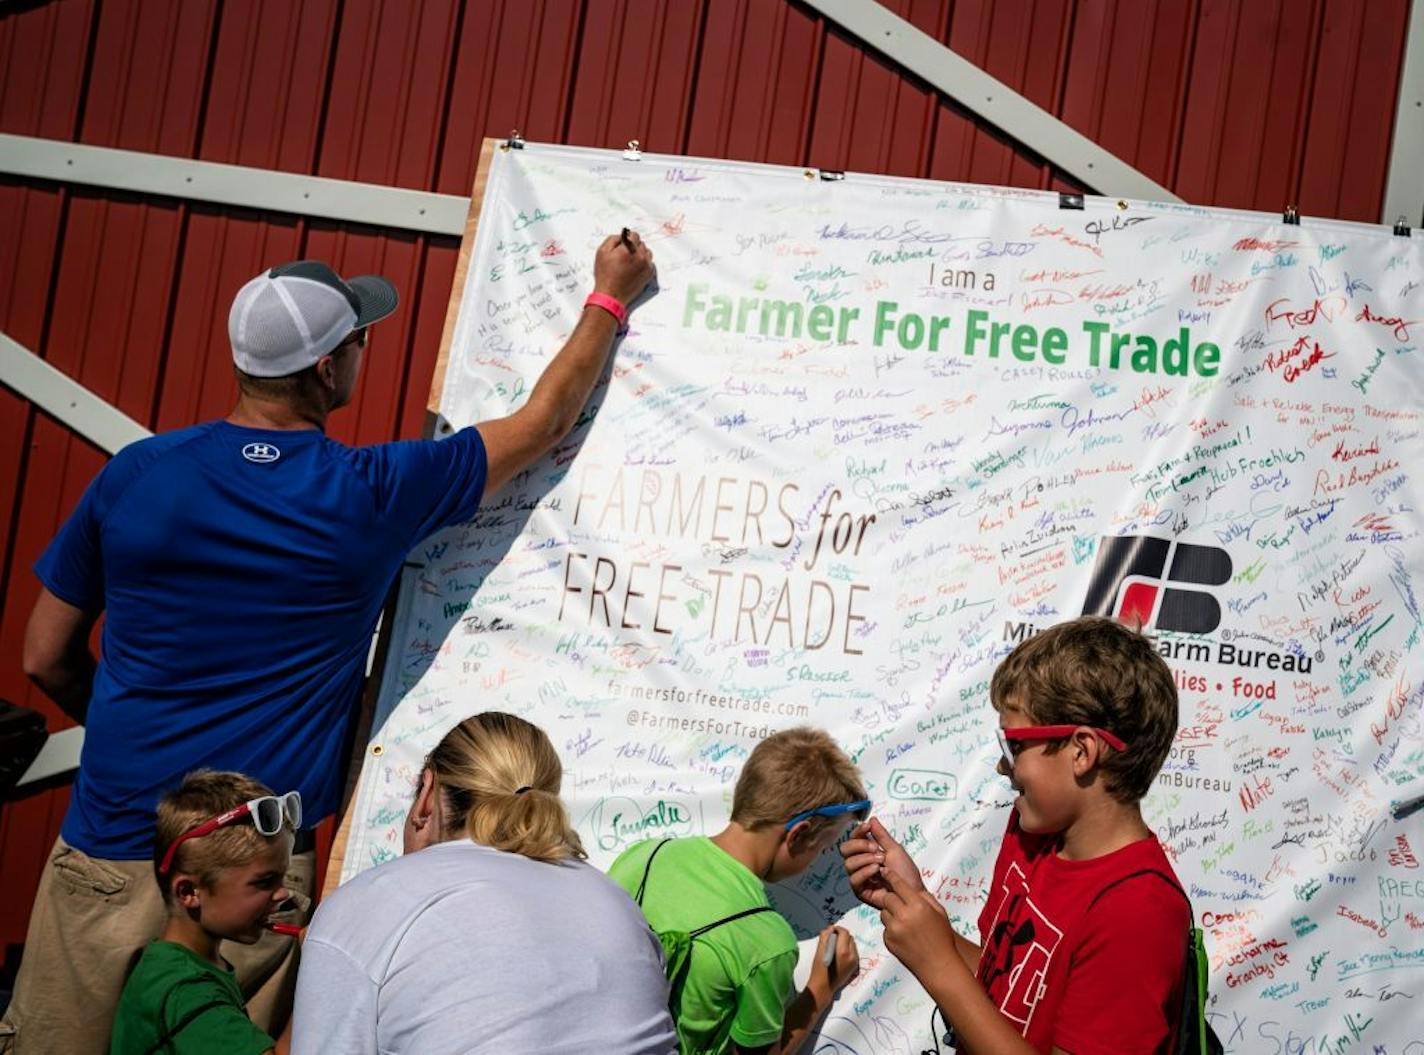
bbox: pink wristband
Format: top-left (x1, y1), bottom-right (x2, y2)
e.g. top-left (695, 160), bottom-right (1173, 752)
top-left (584, 291), bottom-right (629, 332)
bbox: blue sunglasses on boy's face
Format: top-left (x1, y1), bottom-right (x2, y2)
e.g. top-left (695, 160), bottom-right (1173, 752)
top-left (784, 799), bottom-right (872, 830)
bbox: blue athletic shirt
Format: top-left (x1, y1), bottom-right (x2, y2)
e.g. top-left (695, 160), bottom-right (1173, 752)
top-left (35, 421), bottom-right (487, 859)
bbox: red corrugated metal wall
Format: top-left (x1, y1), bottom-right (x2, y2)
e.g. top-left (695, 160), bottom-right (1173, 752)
top-left (0, 0), bottom-right (1411, 954)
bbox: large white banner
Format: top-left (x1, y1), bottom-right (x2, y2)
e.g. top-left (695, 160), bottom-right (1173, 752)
top-left (344, 144), bottom-right (1423, 1052)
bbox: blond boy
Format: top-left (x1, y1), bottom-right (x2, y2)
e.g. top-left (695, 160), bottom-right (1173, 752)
top-left (110, 771), bottom-right (299, 1055)
top-left (610, 726), bottom-right (868, 1055)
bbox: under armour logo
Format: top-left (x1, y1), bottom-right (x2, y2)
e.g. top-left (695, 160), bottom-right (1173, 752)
top-left (1081, 535), bottom-right (1232, 633)
top-left (242, 442), bottom-right (281, 464)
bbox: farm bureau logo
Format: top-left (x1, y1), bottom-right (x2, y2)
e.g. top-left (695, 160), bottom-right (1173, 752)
top-left (242, 442), bottom-right (281, 464)
top-left (1003, 533), bottom-right (1313, 685)
top-left (1080, 534), bottom-right (1232, 633)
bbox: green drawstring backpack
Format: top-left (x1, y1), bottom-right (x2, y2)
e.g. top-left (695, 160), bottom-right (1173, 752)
top-left (633, 839), bottom-right (774, 1040)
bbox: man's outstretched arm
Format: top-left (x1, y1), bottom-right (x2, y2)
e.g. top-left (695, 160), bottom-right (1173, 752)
top-left (477, 231), bottom-right (655, 495)
top-left (23, 587), bottom-right (99, 724)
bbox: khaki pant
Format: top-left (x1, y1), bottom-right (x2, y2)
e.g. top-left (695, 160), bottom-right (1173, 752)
top-left (0, 837), bottom-right (314, 1055)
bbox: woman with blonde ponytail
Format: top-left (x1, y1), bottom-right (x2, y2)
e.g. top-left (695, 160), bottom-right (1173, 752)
top-left (422, 711), bottom-right (584, 864)
top-left (292, 712), bottom-right (676, 1055)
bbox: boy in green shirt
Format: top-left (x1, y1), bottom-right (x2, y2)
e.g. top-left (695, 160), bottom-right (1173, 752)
top-left (610, 726), bottom-right (867, 1055)
top-left (110, 770), bottom-right (299, 1055)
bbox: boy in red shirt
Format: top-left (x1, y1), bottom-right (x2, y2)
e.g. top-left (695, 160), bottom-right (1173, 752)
top-left (841, 616), bottom-right (1188, 1054)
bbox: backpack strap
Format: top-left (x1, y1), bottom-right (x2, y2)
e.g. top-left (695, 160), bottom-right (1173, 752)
top-left (634, 839), bottom-right (673, 906)
top-left (635, 839), bottom-right (775, 935)
top-left (1085, 869), bottom-right (1220, 1055)
top-left (690, 905), bottom-right (774, 938)
top-left (1087, 868), bottom-right (1190, 914)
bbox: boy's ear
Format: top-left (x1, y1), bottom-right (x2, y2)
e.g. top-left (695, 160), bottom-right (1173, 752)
top-left (785, 819), bottom-right (815, 856)
top-left (172, 874), bottom-right (201, 910)
top-left (1070, 728), bottom-right (1103, 774)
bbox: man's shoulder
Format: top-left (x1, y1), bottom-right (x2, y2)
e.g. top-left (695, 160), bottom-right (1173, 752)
top-left (117, 422), bottom-right (218, 460)
top-left (335, 427), bottom-right (487, 507)
top-left (104, 423), bottom-right (219, 484)
top-left (343, 426), bottom-right (486, 469)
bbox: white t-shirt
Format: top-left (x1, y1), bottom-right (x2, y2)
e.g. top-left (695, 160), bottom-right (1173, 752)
top-left (292, 840), bottom-right (677, 1055)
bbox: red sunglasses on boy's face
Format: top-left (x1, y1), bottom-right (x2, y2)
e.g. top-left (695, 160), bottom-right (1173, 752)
top-left (996, 725), bottom-right (1128, 770)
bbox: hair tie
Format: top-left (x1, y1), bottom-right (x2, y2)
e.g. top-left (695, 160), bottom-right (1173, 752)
top-left (515, 786), bottom-right (533, 795)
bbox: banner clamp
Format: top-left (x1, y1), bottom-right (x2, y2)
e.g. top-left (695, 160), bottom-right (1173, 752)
top-left (819, 169), bottom-right (846, 182)
top-left (622, 140), bottom-right (643, 162)
top-left (1282, 205), bottom-right (1300, 225)
top-left (1394, 216), bottom-right (1412, 237)
top-left (1058, 192), bottom-right (1084, 210)
top-left (501, 131), bottom-right (525, 151)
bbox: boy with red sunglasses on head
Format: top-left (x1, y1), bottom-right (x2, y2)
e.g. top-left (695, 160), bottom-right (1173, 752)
top-left (110, 771), bottom-right (300, 1055)
top-left (841, 616), bottom-right (1189, 1054)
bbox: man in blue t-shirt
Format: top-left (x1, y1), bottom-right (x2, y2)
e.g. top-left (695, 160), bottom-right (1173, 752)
top-left (1, 234), bottom-right (654, 1055)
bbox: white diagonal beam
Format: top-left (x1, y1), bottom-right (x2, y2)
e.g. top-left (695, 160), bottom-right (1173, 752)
top-left (1383, 0), bottom-right (1424, 227)
top-left (16, 728), bottom-right (85, 786)
top-left (0, 133), bottom-right (470, 235)
top-left (802, 0), bottom-right (1182, 203)
top-left (0, 331), bottom-right (150, 455)
top-left (0, 331), bottom-right (152, 787)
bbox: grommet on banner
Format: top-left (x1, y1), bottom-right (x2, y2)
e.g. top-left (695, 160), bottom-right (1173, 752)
top-left (501, 131), bottom-right (525, 151)
top-left (819, 170), bottom-right (846, 182)
top-left (1282, 205), bottom-right (1300, 225)
top-left (1058, 192), bottom-right (1084, 211)
top-left (1394, 216), bottom-right (1412, 237)
top-left (623, 140), bottom-right (643, 161)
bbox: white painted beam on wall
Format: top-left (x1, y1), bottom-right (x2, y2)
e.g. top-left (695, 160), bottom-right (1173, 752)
top-left (0, 332), bottom-right (150, 455)
top-left (1383, 0), bottom-right (1424, 227)
top-left (18, 728), bottom-right (85, 787)
top-left (1, 331), bottom-right (153, 788)
top-left (0, 133), bottom-right (469, 235)
top-left (801, 0), bottom-right (1182, 203)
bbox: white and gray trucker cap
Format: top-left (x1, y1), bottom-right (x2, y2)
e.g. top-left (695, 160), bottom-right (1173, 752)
top-left (228, 261), bottom-right (398, 377)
